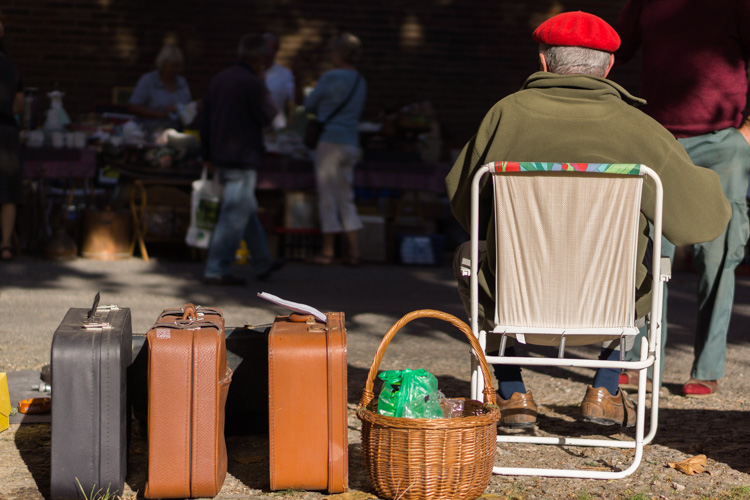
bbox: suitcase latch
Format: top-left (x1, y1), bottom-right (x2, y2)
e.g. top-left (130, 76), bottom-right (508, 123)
top-left (96, 304), bottom-right (120, 312)
top-left (307, 323), bottom-right (326, 332)
top-left (84, 304), bottom-right (120, 329)
top-left (82, 292), bottom-right (117, 330)
top-left (83, 319), bottom-right (113, 331)
top-left (288, 312), bottom-right (327, 332)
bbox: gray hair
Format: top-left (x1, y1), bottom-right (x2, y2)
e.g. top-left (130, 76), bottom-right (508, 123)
top-left (155, 44), bottom-right (184, 71)
top-left (330, 32), bottom-right (362, 65)
top-left (539, 44), bottom-right (611, 77)
top-left (238, 33), bottom-right (269, 63)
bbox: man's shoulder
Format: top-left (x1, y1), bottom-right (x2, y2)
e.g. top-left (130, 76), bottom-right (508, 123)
top-left (269, 63), bottom-right (293, 78)
top-left (213, 64), bottom-right (261, 85)
top-left (477, 91), bottom-right (522, 119)
top-left (0, 57), bottom-right (20, 84)
top-left (0, 53), bottom-right (17, 72)
top-left (216, 64), bottom-right (246, 77)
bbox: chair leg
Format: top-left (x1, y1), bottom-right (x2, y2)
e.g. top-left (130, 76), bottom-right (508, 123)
top-left (491, 337), bottom-right (657, 479)
top-left (470, 353), bottom-right (481, 401)
top-left (644, 322), bottom-right (661, 445)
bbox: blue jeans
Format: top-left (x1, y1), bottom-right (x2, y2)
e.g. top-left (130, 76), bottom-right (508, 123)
top-left (628, 127), bottom-right (750, 381)
top-left (204, 168), bottom-right (273, 278)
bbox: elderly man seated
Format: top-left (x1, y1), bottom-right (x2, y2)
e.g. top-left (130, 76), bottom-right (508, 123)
top-left (446, 11), bottom-right (730, 428)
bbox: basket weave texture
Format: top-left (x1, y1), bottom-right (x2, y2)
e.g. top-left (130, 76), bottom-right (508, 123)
top-left (356, 309), bottom-right (501, 500)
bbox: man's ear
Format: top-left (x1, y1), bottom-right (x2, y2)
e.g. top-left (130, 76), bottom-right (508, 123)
top-left (603, 53), bottom-right (615, 77)
top-left (539, 52), bottom-right (549, 72)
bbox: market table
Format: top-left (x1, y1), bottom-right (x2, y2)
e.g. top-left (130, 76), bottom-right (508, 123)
top-left (258, 155), bottom-right (450, 226)
top-left (109, 153), bottom-right (451, 261)
top-left (21, 147), bottom-right (98, 180)
top-left (257, 155), bottom-right (450, 193)
top-left (109, 153), bottom-right (451, 192)
top-left (19, 147), bottom-right (99, 253)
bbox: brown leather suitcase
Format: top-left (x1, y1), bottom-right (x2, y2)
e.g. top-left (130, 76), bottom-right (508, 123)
top-left (144, 304), bottom-right (232, 499)
top-left (268, 312), bottom-right (348, 493)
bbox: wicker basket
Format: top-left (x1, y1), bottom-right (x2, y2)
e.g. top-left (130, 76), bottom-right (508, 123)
top-left (357, 309), bottom-right (501, 500)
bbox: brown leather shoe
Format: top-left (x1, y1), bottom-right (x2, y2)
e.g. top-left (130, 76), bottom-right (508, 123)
top-left (497, 390), bottom-right (537, 428)
top-left (580, 385), bottom-right (636, 427)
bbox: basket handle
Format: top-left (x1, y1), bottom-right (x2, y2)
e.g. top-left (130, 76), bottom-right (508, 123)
top-left (357, 309), bottom-right (497, 409)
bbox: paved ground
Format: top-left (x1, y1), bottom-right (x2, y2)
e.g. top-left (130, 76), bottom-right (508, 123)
top-left (1, 251), bottom-right (749, 499)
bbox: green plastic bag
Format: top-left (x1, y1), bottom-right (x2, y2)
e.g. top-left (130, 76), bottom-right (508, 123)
top-left (377, 368), bottom-right (444, 418)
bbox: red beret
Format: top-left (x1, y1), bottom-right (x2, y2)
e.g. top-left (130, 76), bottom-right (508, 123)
top-left (532, 11), bottom-right (620, 53)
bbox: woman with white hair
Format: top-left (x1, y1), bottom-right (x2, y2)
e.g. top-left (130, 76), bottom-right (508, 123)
top-left (128, 43), bottom-right (192, 134)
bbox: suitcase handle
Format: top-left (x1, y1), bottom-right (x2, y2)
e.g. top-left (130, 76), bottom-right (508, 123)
top-left (181, 303), bottom-right (198, 320)
top-left (288, 313), bottom-right (317, 323)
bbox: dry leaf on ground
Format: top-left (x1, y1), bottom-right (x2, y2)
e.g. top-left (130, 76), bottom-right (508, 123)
top-left (668, 454), bottom-right (712, 475)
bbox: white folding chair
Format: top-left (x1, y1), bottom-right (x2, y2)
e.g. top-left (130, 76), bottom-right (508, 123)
top-left (468, 161), bottom-right (670, 479)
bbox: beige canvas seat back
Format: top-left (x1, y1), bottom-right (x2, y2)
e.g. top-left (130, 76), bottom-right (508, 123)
top-left (492, 169), bottom-right (642, 346)
top-left (468, 161), bottom-right (668, 479)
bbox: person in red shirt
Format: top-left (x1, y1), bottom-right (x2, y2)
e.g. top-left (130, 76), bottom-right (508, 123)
top-left (615, 0), bottom-right (750, 397)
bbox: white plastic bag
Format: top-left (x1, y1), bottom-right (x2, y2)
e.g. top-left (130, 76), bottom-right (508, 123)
top-left (185, 167), bottom-right (223, 249)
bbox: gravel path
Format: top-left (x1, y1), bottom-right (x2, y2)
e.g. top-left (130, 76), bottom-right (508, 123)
top-left (1, 255), bottom-right (749, 499)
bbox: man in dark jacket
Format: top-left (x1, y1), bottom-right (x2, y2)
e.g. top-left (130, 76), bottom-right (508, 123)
top-left (447, 11), bottom-right (730, 428)
top-left (201, 33), bottom-right (283, 285)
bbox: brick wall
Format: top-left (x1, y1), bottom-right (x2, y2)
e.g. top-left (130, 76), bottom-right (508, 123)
top-left (0, 0), bottom-right (640, 153)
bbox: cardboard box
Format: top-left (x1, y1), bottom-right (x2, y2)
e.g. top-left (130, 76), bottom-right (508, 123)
top-left (396, 233), bottom-right (445, 266)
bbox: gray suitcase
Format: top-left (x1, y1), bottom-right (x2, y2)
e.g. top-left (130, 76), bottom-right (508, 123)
top-left (50, 293), bottom-right (132, 499)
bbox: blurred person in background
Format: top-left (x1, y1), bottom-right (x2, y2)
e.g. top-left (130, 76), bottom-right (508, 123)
top-left (128, 43), bottom-right (192, 135)
top-left (304, 32), bottom-right (367, 266)
top-left (200, 33), bottom-right (283, 285)
top-left (0, 18), bottom-right (24, 261)
top-left (263, 32), bottom-right (295, 131)
top-left (615, 0), bottom-right (750, 398)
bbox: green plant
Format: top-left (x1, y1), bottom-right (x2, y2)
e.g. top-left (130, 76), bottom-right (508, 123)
top-left (575, 491), bottom-right (594, 500)
top-left (75, 478), bottom-right (118, 500)
top-left (722, 486), bottom-right (750, 499)
top-left (621, 491), bottom-right (651, 500)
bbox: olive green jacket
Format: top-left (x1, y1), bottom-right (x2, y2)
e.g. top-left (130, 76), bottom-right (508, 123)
top-left (446, 72), bottom-right (731, 319)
